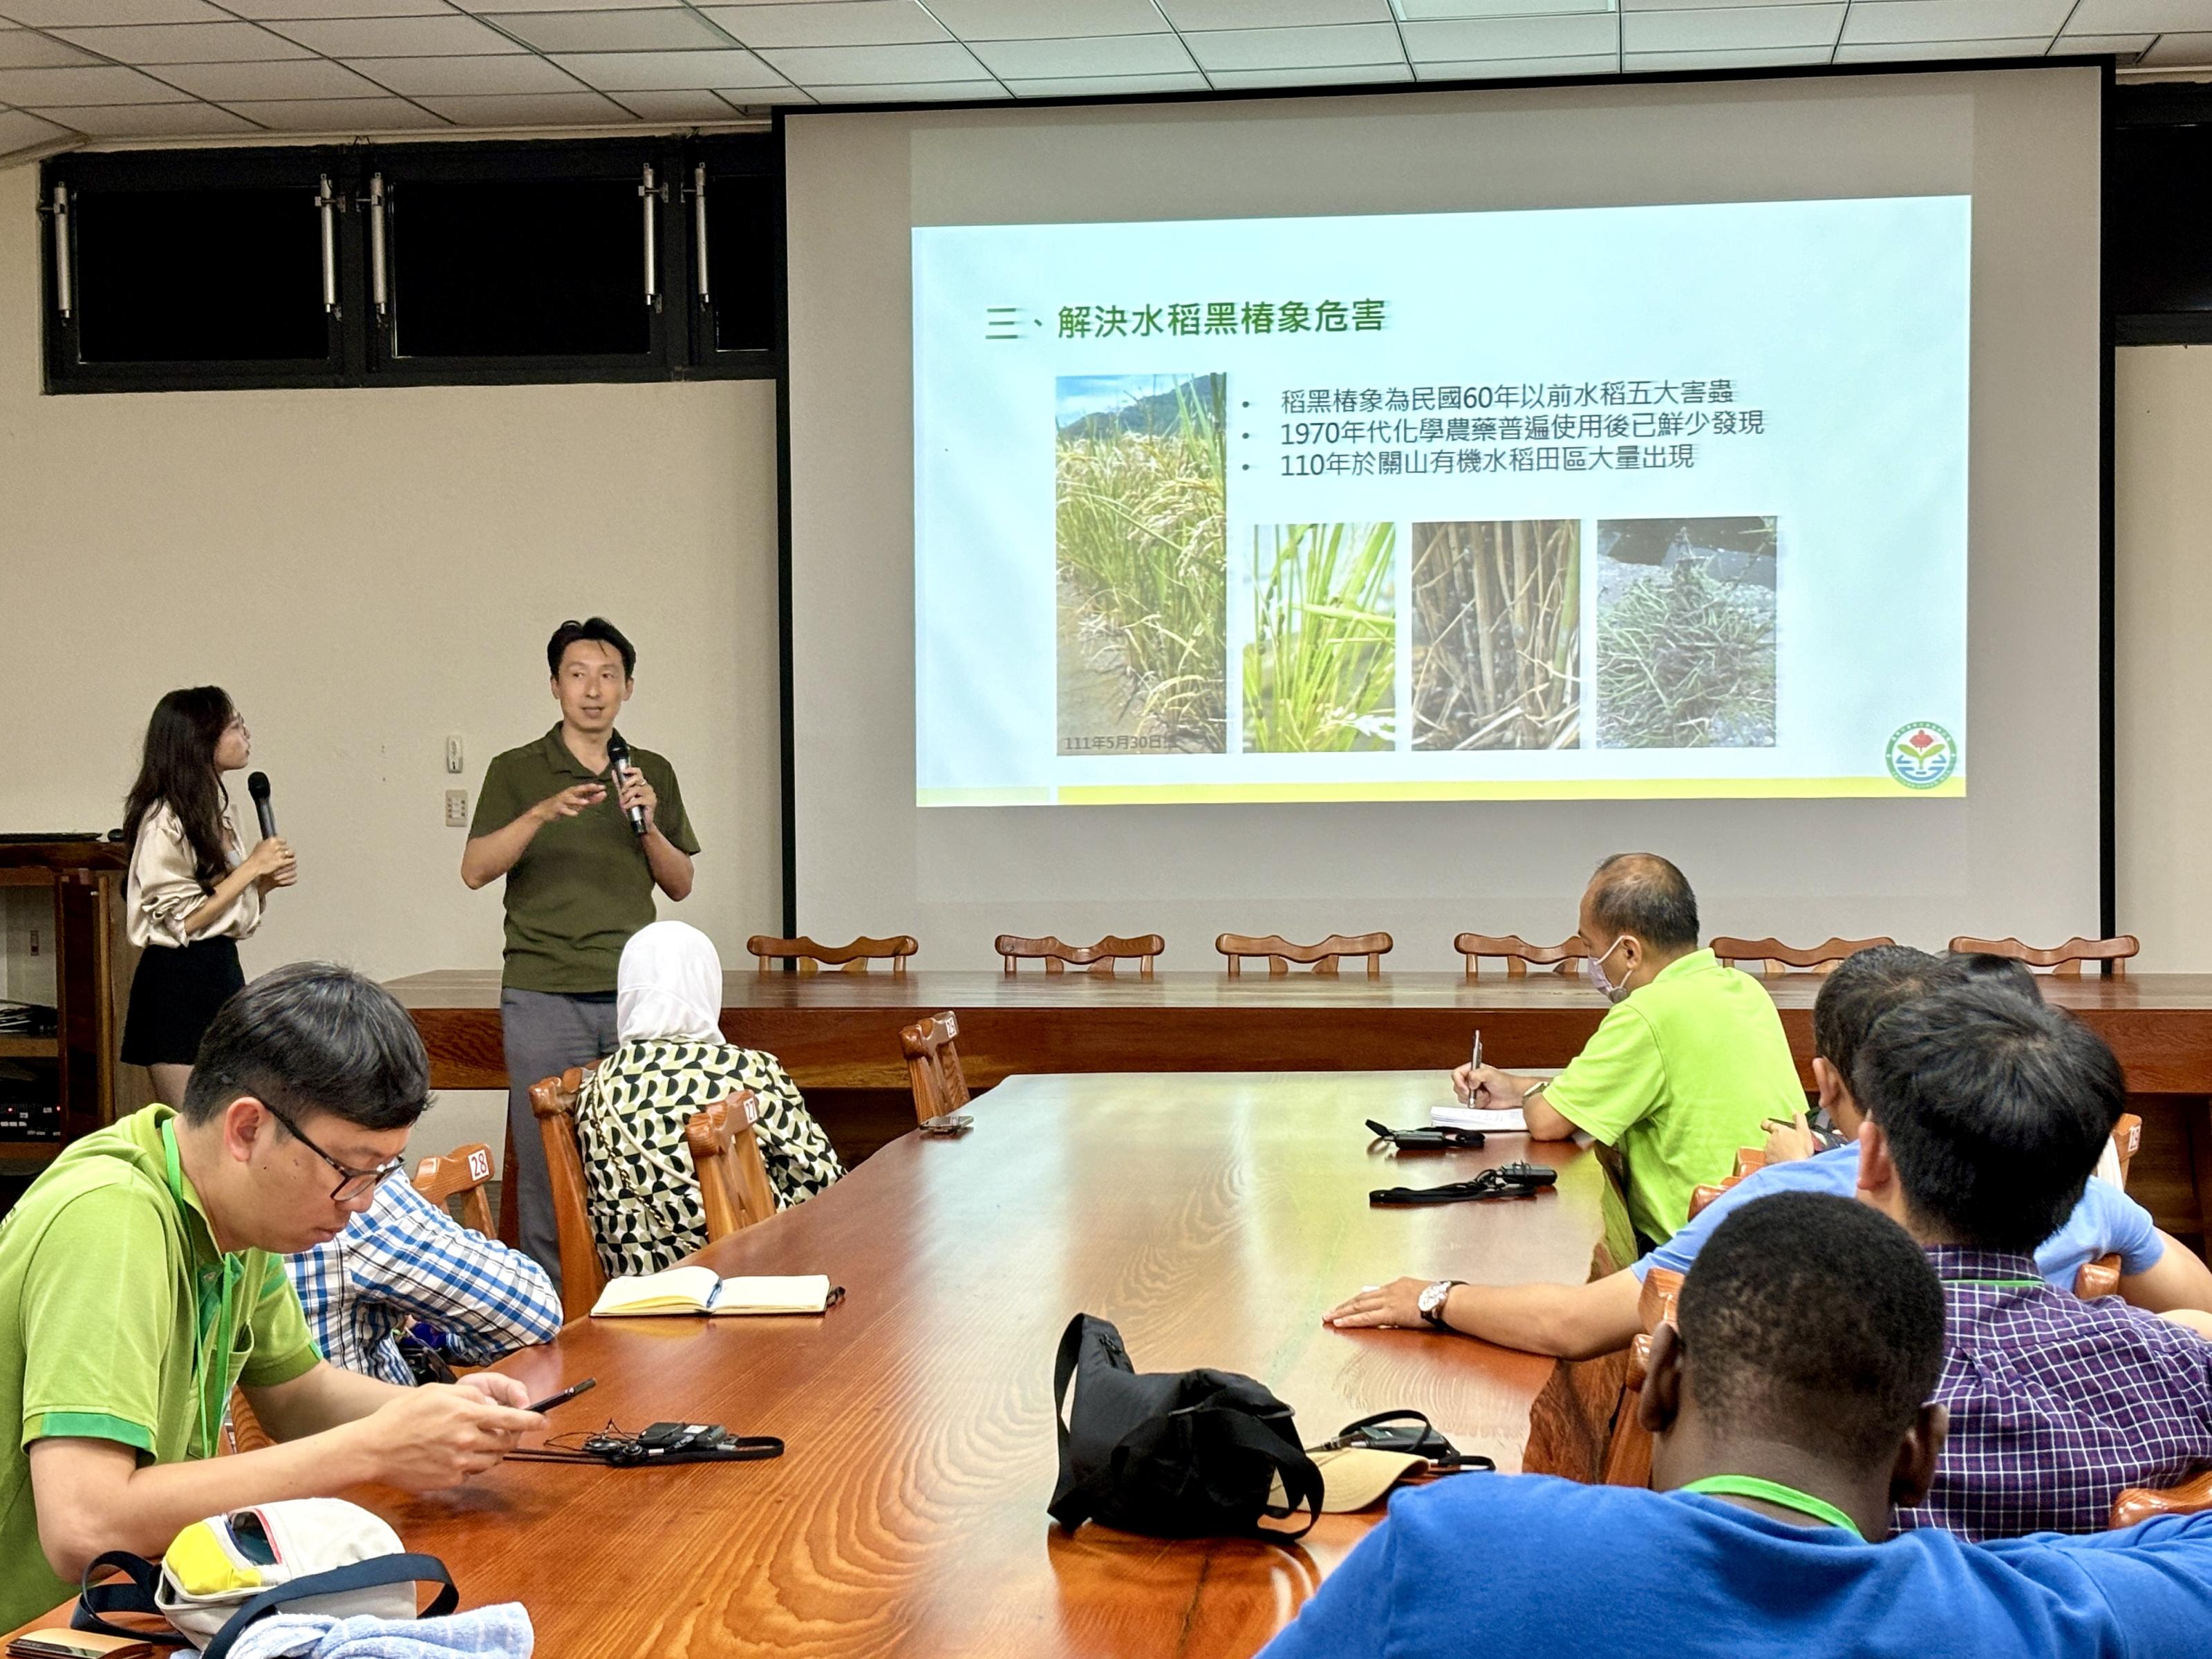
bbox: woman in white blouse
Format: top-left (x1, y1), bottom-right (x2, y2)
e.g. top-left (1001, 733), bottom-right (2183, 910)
top-left (119, 686), bottom-right (296, 1105)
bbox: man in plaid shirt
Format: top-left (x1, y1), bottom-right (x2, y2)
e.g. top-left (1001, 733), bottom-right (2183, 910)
top-left (1856, 982), bottom-right (2212, 1538)
top-left (287, 1168), bottom-right (561, 1387)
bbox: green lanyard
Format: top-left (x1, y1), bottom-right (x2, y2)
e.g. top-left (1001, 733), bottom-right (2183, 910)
top-left (1944, 1277), bottom-right (2044, 1291)
top-left (1681, 1475), bottom-right (1865, 1541)
top-left (162, 1121), bottom-right (243, 1458)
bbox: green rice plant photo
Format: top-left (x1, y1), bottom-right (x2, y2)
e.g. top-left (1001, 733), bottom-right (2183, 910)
top-left (1595, 516), bottom-right (1779, 749)
top-left (1410, 521), bottom-right (1580, 750)
top-left (1242, 523), bottom-right (1397, 753)
top-left (1054, 373), bottom-right (1228, 755)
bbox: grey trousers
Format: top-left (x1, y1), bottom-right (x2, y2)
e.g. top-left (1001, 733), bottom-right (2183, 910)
top-left (501, 987), bottom-right (619, 1287)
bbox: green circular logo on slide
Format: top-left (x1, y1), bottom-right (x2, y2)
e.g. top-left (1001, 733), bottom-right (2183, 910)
top-left (1885, 722), bottom-right (1958, 789)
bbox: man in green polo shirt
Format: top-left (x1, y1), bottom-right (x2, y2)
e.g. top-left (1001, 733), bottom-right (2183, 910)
top-left (0, 963), bottom-right (543, 1631)
top-left (462, 616), bottom-right (699, 1281)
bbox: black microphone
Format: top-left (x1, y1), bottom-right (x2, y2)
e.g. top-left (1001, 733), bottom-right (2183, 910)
top-left (247, 771), bottom-right (276, 841)
top-left (606, 738), bottom-right (646, 837)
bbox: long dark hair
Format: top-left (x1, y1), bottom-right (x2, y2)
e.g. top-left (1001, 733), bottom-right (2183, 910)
top-left (122, 686), bottom-right (236, 886)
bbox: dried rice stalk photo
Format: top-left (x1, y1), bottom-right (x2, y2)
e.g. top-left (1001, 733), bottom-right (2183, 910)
top-left (1410, 520), bottom-right (1581, 751)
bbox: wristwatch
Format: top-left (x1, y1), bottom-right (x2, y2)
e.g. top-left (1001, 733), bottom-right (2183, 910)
top-left (1417, 1280), bottom-right (1465, 1330)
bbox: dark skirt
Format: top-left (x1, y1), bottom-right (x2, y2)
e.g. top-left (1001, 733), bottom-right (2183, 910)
top-left (121, 936), bottom-right (245, 1067)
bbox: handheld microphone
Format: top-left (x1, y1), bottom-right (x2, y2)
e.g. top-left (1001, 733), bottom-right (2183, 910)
top-left (606, 738), bottom-right (646, 837)
top-left (247, 771), bottom-right (276, 841)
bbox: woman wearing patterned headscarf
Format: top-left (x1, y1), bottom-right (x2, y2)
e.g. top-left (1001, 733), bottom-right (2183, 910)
top-left (572, 921), bottom-right (843, 1277)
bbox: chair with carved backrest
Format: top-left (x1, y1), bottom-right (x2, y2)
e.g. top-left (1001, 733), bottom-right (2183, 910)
top-left (748, 934), bottom-right (919, 975)
top-left (1216, 932), bottom-right (1393, 978)
top-left (411, 1142), bottom-right (497, 1237)
top-left (1600, 1266), bottom-right (1684, 1488)
top-left (2074, 1114), bottom-right (2146, 1302)
top-left (2112, 1472), bottom-right (2212, 1529)
top-left (684, 1091), bottom-right (778, 1242)
top-left (529, 1065), bottom-right (606, 1323)
top-left (1453, 933), bottom-right (1588, 979)
top-left (996, 933), bottom-right (1164, 977)
top-left (899, 1011), bottom-right (970, 1127)
top-left (1709, 937), bottom-right (1896, 975)
top-left (1945, 935), bottom-right (2141, 977)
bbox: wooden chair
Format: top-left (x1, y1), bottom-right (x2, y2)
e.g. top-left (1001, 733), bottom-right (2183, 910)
top-left (1454, 933), bottom-right (1586, 978)
top-left (900, 1011), bottom-right (970, 1125)
top-left (1945, 935), bottom-right (2140, 976)
top-left (1600, 1266), bottom-right (1683, 1488)
top-left (1217, 932), bottom-right (1392, 977)
top-left (2112, 1470), bottom-right (2212, 1528)
top-left (2110, 1112), bottom-right (2143, 1188)
top-left (2074, 1115), bottom-right (2146, 1302)
top-left (1685, 1146), bottom-right (1773, 1221)
top-left (996, 933), bottom-right (1163, 976)
top-left (748, 934), bottom-right (918, 975)
top-left (685, 1091), bottom-right (778, 1241)
top-left (1709, 936), bottom-right (1895, 975)
top-left (411, 1141), bottom-right (496, 1237)
top-left (221, 1388), bottom-right (274, 1456)
top-left (528, 1065), bottom-right (606, 1323)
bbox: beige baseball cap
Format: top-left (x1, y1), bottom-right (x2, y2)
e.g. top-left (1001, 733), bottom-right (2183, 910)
top-left (1270, 1447), bottom-right (1433, 1515)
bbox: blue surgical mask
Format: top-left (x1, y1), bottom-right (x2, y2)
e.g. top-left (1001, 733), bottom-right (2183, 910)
top-left (1584, 935), bottom-right (1631, 1004)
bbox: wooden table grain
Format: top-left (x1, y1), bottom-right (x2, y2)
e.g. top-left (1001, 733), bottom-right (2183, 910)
top-left (348, 1073), bottom-right (1617, 1658)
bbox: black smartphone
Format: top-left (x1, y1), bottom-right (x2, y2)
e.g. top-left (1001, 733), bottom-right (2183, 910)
top-left (523, 1377), bottom-right (597, 1414)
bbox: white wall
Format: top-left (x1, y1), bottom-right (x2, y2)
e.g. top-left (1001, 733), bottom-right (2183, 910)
top-left (2117, 344), bottom-right (2212, 971)
top-left (0, 160), bottom-right (783, 1161)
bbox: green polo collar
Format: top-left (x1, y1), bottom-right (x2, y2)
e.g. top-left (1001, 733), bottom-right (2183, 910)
top-left (537, 722), bottom-right (629, 783)
top-left (1651, 948), bottom-right (1719, 984)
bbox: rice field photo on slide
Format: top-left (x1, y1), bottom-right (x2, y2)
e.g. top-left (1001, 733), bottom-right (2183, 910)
top-left (1242, 523), bottom-right (1396, 753)
top-left (1595, 516), bottom-right (1778, 749)
top-left (1410, 521), bottom-right (1581, 751)
top-left (1054, 373), bottom-right (1228, 755)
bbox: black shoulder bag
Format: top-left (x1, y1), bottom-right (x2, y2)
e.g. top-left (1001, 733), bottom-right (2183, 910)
top-left (1048, 1313), bottom-right (1324, 1541)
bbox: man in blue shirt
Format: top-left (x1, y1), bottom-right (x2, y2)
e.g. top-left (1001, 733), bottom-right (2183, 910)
top-left (1267, 1192), bottom-right (2212, 1659)
top-left (1327, 944), bottom-right (2212, 1347)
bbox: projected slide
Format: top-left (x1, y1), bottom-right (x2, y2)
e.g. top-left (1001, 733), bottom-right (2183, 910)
top-left (912, 197), bottom-right (1969, 805)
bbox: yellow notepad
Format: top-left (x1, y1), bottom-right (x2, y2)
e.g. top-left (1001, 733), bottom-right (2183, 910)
top-left (590, 1266), bottom-right (834, 1318)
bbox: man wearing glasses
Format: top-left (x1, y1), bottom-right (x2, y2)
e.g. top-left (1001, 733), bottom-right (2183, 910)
top-left (0, 962), bottom-right (548, 1631)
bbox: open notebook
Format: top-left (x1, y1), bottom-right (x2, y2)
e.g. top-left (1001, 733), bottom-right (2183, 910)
top-left (1432, 1103), bottom-right (1527, 1132)
top-left (590, 1266), bottom-right (836, 1318)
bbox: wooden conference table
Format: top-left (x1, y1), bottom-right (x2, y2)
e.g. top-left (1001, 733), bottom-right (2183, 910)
top-left (205, 1074), bottom-right (1618, 1658)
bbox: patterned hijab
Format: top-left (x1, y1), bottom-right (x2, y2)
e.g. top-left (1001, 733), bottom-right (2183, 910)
top-left (616, 921), bottom-right (724, 1045)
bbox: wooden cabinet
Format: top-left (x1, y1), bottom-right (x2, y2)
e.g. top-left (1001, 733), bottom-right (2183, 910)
top-left (0, 838), bottom-right (145, 1178)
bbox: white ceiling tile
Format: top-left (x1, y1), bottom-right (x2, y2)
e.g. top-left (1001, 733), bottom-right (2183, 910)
top-left (926, 0), bottom-right (1170, 38)
top-left (263, 15), bottom-right (525, 55)
top-left (606, 86), bottom-right (742, 115)
top-left (1206, 61), bottom-right (1414, 83)
top-left (701, 1), bottom-right (951, 47)
top-left (223, 0), bottom-right (453, 15)
top-left (1624, 2), bottom-right (1841, 48)
top-left (1622, 41), bottom-right (1833, 65)
top-left (1839, 0), bottom-right (2070, 42)
top-left (1413, 51), bottom-right (1620, 75)
top-left (157, 57), bottom-right (384, 98)
top-left (753, 40), bottom-right (986, 81)
top-left (1161, 0), bottom-right (1394, 25)
top-left (0, 0), bottom-right (225, 23)
top-left (1406, 12), bottom-right (1617, 53)
top-left (1396, 0), bottom-right (1614, 13)
top-left (1003, 70), bottom-right (1212, 93)
top-left (1834, 34), bottom-right (2054, 55)
top-left (548, 46), bottom-right (782, 86)
top-left (803, 77), bottom-right (1006, 98)
top-left (0, 63), bottom-right (190, 101)
top-left (0, 104), bottom-right (71, 156)
top-left (223, 94), bottom-right (439, 127)
top-left (494, 9), bottom-right (733, 51)
top-left (2056, 31), bottom-right (2154, 51)
top-left (0, 30), bottom-right (97, 68)
top-left (2063, 0), bottom-right (2212, 30)
top-left (2139, 28), bottom-right (2212, 59)
top-left (346, 53), bottom-right (583, 93)
top-left (968, 32), bottom-right (1197, 75)
top-left (1183, 21), bottom-right (1406, 68)
top-left (22, 100), bottom-right (254, 134)
top-left (48, 21), bottom-right (312, 62)
top-left (415, 88), bottom-right (634, 122)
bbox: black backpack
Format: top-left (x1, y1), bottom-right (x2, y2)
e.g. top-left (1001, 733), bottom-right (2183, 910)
top-left (1047, 1313), bottom-right (1323, 1541)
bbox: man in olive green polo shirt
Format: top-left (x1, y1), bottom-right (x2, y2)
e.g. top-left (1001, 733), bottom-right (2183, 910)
top-left (0, 964), bottom-right (543, 1631)
top-left (462, 617), bottom-right (699, 1281)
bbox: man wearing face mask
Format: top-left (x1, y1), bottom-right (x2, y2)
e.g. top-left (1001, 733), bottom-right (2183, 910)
top-left (1461, 854), bottom-right (1800, 1252)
